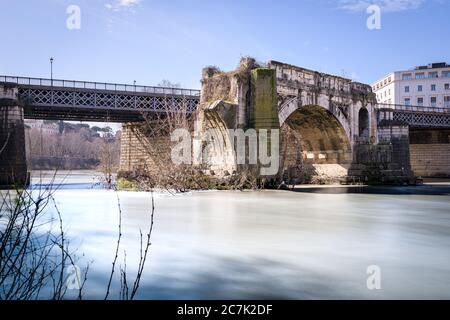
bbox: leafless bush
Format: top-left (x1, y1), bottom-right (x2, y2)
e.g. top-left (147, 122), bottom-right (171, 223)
top-left (123, 100), bottom-right (267, 191)
top-left (0, 177), bottom-right (87, 300)
top-left (98, 132), bottom-right (121, 189)
top-left (0, 173), bottom-right (154, 300)
top-left (121, 96), bottom-right (211, 192)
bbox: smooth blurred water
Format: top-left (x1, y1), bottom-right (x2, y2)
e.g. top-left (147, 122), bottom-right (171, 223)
top-left (31, 171), bottom-right (450, 299)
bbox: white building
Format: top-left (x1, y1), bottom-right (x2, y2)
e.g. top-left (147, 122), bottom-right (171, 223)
top-left (25, 120), bottom-right (60, 135)
top-left (372, 62), bottom-right (450, 108)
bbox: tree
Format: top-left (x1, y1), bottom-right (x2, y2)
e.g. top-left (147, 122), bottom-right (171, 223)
top-left (157, 80), bottom-right (181, 88)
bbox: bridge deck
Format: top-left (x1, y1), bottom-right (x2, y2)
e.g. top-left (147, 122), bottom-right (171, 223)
top-left (376, 103), bottom-right (450, 128)
top-left (1, 75), bottom-right (200, 122)
top-left (3, 75), bottom-right (450, 127)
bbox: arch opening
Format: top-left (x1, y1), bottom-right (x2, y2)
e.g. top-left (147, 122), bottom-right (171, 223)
top-left (358, 107), bottom-right (369, 139)
top-left (281, 105), bottom-right (351, 183)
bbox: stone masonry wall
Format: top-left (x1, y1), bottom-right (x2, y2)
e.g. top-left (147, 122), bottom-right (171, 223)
top-left (410, 144), bottom-right (450, 177)
top-left (118, 123), bottom-right (172, 176)
top-left (0, 93), bottom-right (28, 186)
top-left (409, 129), bottom-right (450, 177)
top-left (346, 123), bottom-right (414, 184)
top-left (119, 123), bottom-right (148, 173)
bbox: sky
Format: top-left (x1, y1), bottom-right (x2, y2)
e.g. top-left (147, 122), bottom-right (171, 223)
top-left (0, 0), bottom-right (449, 90)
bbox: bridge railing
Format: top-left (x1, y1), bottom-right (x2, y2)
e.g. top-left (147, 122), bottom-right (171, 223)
top-left (0, 75), bottom-right (200, 97)
top-left (376, 102), bottom-right (450, 113)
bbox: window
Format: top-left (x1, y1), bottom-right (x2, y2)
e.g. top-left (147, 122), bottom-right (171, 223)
top-left (445, 96), bottom-right (450, 107)
top-left (431, 97), bottom-right (437, 107)
top-left (405, 86), bottom-right (410, 93)
top-left (429, 71), bottom-right (438, 78)
top-left (404, 98), bottom-right (411, 106)
top-left (402, 73), bottom-right (412, 80)
top-left (415, 73), bottom-right (425, 79)
top-left (445, 83), bottom-right (449, 90)
top-left (418, 85), bottom-right (423, 92)
top-left (417, 97), bottom-right (424, 106)
top-left (442, 71), bottom-right (450, 78)
top-left (431, 84), bottom-right (436, 91)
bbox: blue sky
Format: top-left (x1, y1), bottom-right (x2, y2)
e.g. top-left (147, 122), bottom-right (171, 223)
top-left (1, 0), bottom-right (449, 89)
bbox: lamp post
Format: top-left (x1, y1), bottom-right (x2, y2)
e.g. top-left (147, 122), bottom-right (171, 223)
top-left (50, 57), bottom-right (54, 85)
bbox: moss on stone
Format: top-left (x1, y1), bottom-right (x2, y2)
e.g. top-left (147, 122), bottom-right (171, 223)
top-left (116, 177), bottom-right (139, 191)
top-left (250, 68), bottom-right (279, 130)
top-left (252, 68), bottom-right (275, 77)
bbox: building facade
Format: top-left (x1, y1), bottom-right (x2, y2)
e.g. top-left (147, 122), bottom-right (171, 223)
top-left (25, 119), bottom-right (60, 135)
top-left (372, 62), bottom-right (450, 108)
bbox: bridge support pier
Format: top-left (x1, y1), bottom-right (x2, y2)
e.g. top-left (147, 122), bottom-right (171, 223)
top-left (0, 85), bottom-right (28, 188)
top-left (347, 118), bottom-right (414, 184)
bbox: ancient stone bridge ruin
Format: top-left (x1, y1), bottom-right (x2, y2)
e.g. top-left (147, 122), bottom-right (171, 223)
top-left (120, 58), bottom-right (415, 185)
top-left (3, 58), bottom-right (450, 187)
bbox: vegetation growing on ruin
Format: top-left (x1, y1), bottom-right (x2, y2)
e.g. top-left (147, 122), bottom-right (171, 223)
top-left (117, 177), bottom-right (139, 191)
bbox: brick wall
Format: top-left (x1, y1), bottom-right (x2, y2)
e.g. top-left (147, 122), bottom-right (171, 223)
top-left (410, 144), bottom-right (450, 177)
top-left (119, 123), bottom-right (155, 174)
top-left (118, 123), bottom-right (176, 176)
top-left (409, 129), bottom-right (450, 177)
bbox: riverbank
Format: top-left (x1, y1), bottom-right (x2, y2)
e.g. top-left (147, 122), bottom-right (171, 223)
top-left (30, 170), bottom-right (450, 196)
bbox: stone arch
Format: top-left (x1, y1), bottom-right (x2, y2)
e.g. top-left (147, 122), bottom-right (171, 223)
top-left (280, 104), bottom-right (352, 183)
top-left (279, 96), bottom-right (351, 142)
top-left (201, 105), bottom-right (236, 176)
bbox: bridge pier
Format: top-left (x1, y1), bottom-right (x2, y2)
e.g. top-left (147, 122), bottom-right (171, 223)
top-left (0, 85), bottom-right (28, 188)
top-left (347, 107), bottom-right (414, 184)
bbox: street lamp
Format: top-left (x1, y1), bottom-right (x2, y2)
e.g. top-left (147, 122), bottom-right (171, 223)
top-left (50, 57), bottom-right (54, 85)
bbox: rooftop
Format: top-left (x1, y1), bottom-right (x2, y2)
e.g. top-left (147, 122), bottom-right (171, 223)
top-left (414, 62), bottom-right (449, 70)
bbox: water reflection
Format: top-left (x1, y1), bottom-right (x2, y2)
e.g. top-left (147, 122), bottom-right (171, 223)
top-left (292, 184), bottom-right (450, 195)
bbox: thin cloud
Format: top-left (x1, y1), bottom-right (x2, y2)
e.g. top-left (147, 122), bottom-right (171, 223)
top-left (105, 0), bottom-right (142, 12)
top-left (337, 0), bottom-right (425, 12)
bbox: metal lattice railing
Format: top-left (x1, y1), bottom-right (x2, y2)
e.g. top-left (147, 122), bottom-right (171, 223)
top-left (17, 88), bottom-right (199, 113)
top-left (0, 75), bottom-right (200, 97)
top-left (376, 102), bottom-right (450, 114)
top-left (392, 112), bottom-right (450, 127)
top-left (376, 103), bottom-right (450, 127)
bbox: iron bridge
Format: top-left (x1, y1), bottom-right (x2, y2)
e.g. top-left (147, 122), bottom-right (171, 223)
top-left (0, 75), bottom-right (201, 122)
top-left (376, 103), bottom-right (450, 128)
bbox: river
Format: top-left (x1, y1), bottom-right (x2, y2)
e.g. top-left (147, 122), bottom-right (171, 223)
top-left (30, 171), bottom-right (450, 299)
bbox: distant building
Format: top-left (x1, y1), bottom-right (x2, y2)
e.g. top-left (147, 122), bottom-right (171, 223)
top-left (372, 62), bottom-right (450, 108)
top-left (25, 120), bottom-right (60, 135)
